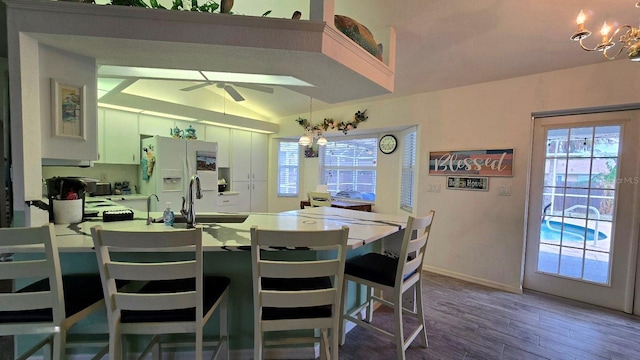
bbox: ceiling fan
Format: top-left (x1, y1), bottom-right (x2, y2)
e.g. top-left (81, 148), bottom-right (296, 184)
top-left (179, 81), bottom-right (274, 102)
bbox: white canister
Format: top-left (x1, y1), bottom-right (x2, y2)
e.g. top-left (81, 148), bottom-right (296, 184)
top-left (52, 199), bottom-right (83, 224)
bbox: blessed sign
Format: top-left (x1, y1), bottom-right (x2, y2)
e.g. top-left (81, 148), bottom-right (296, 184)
top-left (429, 149), bottom-right (513, 176)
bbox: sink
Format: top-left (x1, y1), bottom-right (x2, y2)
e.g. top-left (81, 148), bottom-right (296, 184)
top-left (153, 214), bottom-right (248, 224)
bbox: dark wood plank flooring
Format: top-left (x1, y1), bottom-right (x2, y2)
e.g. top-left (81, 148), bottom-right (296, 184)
top-left (1, 273), bottom-right (639, 359)
top-left (338, 272), bottom-right (640, 360)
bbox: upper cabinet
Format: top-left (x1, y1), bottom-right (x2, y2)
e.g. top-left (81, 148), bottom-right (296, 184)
top-left (205, 126), bottom-right (230, 168)
top-left (99, 109), bottom-right (139, 165)
top-left (231, 130), bottom-right (267, 182)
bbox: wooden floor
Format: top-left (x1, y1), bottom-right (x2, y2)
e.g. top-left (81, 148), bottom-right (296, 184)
top-left (339, 272), bottom-right (640, 360)
top-left (1, 273), bottom-right (639, 359)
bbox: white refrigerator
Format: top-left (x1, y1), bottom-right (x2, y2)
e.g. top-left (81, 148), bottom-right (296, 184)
top-left (140, 135), bottom-right (218, 213)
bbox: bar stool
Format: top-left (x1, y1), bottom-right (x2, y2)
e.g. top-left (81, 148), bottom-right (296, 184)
top-left (91, 225), bottom-right (230, 360)
top-left (0, 223), bottom-right (106, 360)
top-left (251, 225), bottom-right (349, 360)
top-left (340, 211), bottom-right (435, 360)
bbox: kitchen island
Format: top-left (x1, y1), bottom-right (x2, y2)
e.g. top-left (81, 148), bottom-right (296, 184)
top-left (54, 206), bottom-right (406, 252)
top-left (48, 207), bottom-right (407, 356)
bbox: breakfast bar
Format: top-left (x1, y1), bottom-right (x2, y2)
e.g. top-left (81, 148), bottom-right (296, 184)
top-left (47, 206), bottom-right (407, 354)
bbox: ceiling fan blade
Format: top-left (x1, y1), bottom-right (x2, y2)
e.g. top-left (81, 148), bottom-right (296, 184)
top-left (234, 83), bottom-right (274, 94)
top-left (180, 82), bottom-right (214, 92)
top-left (224, 85), bottom-right (245, 102)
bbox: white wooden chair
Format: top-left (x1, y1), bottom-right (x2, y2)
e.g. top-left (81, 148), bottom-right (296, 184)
top-left (339, 211), bottom-right (435, 360)
top-left (308, 191), bottom-right (332, 207)
top-left (250, 225), bottom-right (349, 360)
top-left (0, 223), bottom-right (106, 360)
top-left (91, 225), bottom-right (230, 360)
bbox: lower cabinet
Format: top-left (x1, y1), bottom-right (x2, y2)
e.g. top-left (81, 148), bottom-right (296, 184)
top-left (217, 193), bottom-right (240, 212)
top-left (232, 181), bottom-right (267, 212)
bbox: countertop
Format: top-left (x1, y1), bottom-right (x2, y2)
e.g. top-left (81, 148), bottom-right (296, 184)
top-left (53, 207), bottom-right (407, 253)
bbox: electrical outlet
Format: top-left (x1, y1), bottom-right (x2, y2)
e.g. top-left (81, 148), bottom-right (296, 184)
top-left (427, 184), bottom-right (441, 192)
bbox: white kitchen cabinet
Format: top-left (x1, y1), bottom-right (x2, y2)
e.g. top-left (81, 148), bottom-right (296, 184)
top-left (96, 108), bottom-right (105, 163)
top-left (250, 181), bottom-right (267, 212)
top-left (205, 126), bottom-right (230, 168)
top-left (217, 192), bottom-right (239, 212)
top-left (232, 181), bottom-right (266, 212)
top-left (139, 114), bottom-right (173, 137)
top-left (231, 130), bottom-right (267, 181)
top-left (101, 109), bottom-right (140, 164)
top-left (231, 130), bottom-right (268, 212)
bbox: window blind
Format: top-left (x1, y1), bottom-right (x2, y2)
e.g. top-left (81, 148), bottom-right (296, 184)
top-left (400, 129), bottom-right (417, 211)
top-left (277, 141), bottom-right (300, 196)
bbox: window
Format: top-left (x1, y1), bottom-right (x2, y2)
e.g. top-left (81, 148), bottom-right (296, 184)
top-left (277, 141), bottom-right (299, 196)
top-left (319, 137), bottom-right (377, 201)
top-left (400, 128), bottom-right (417, 211)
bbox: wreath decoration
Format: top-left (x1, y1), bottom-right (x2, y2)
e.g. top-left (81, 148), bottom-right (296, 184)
top-left (295, 110), bottom-right (368, 135)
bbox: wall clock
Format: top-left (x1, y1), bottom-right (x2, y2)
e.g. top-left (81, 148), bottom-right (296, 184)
top-left (379, 134), bottom-right (398, 154)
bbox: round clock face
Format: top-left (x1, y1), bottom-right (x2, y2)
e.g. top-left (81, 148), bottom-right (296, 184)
top-left (379, 135), bottom-right (398, 154)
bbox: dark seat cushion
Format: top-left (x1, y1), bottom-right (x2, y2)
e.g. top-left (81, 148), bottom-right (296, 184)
top-left (0, 274), bottom-right (104, 324)
top-left (345, 253), bottom-right (399, 287)
top-left (261, 276), bottom-right (333, 321)
top-left (121, 276), bottom-right (230, 323)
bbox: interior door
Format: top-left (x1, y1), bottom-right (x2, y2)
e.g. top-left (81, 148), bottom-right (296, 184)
top-left (524, 111), bottom-right (640, 313)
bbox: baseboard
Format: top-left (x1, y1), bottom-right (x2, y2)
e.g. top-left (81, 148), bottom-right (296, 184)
top-left (422, 265), bottom-right (522, 294)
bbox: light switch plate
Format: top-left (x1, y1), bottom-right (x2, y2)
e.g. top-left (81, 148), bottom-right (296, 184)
top-left (499, 186), bottom-right (511, 196)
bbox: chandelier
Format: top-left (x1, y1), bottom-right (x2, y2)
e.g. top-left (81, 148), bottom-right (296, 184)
top-left (298, 98), bottom-right (327, 147)
top-left (570, 3), bottom-right (640, 61)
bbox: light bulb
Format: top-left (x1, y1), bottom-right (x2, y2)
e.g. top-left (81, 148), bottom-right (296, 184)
top-left (298, 135), bottom-right (311, 146)
top-left (316, 136), bottom-right (328, 146)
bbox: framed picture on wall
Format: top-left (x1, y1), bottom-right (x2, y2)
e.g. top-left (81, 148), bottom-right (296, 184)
top-left (51, 79), bottom-right (86, 140)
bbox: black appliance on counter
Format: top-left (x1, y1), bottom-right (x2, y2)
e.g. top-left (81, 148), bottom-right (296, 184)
top-left (45, 177), bottom-right (97, 222)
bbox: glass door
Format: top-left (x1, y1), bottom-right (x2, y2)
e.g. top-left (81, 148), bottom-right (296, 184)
top-left (524, 111), bottom-right (640, 313)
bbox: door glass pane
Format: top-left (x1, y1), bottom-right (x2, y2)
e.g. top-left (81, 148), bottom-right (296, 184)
top-left (537, 125), bottom-right (619, 284)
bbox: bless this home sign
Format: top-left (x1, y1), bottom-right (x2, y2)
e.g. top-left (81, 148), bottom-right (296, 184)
top-left (429, 148), bottom-right (513, 192)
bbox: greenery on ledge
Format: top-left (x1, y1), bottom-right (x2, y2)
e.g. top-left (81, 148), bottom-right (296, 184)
top-left (107, 0), bottom-right (272, 16)
top-left (296, 110), bottom-right (368, 135)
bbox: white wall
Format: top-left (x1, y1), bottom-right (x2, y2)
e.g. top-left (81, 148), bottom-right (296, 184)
top-left (269, 59), bottom-right (640, 292)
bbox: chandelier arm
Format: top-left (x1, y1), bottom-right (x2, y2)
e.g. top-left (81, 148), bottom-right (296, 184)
top-left (603, 25), bottom-right (634, 59)
top-left (578, 38), bottom-right (603, 51)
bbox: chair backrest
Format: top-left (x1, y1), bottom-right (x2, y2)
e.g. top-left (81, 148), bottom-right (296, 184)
top-left (308, 191), bottom-right (332, 207)
top-left (90, 226), bottom-right (203, 327)
top-left (0, 224), bottom-right (65, 327)
top-left (250, 225), bottom-right (349, 329)
top-left (395, 211), bottom-right (436, 288)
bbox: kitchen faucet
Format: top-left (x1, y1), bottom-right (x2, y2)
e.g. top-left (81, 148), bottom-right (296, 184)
top-left (146, 193), bottom-right (159, 225)
top-left (181, 174), bottom-right (202, 228)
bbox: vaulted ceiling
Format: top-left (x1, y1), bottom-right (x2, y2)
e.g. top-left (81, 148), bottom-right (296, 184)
top-left (8, 0), bottom-right (639, 121)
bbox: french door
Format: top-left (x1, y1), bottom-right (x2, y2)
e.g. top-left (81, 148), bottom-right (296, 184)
top-left (524, 111), bottom-right (640, 313)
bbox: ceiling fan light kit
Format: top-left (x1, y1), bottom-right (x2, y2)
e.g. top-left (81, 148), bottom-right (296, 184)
top-left (571, 3), bottom-right (640, 61)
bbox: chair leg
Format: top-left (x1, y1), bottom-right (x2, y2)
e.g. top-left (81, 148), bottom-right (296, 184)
top-left (365, 286), bottom-right (374, 323)
top-left (330, 326), bottom-right (339, 360)
top-left (53, 328), bottom-right (65, 360)
top-left (195, 327), bottom-right (203, 360)
top-left (339, 278), bottom-right (348, 346)
top-left (415, 278), bottom-right (428, 347)
top-left (220, 292), bottom-right (229, 360)
top-left (254, 322), bottom-right (263, 360)
top-left (393, 292), bottom-right (406, 360)
top-left (110, 327), bottom-right (123, 360)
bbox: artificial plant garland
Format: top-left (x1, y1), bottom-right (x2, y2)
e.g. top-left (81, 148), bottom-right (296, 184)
top-left (295, 110), bottom-right (368, 135)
